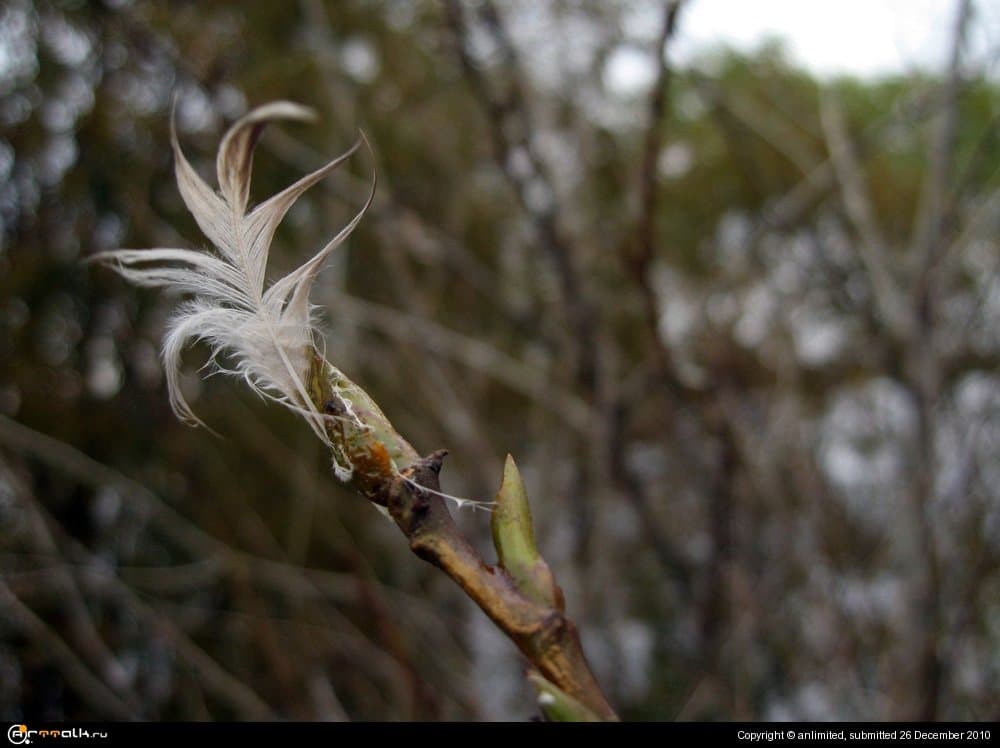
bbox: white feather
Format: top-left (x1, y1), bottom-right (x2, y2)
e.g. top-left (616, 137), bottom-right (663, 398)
top-left (93, 101), bottom-right (374, 453)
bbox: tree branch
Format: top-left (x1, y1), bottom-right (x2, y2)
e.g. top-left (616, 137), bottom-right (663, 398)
top-left (386, 451), bottom-right (617, 720)
top-left (442, 0), bottom-right (599, 395)
top-left (306, 354), bottom-right (617, 720)
top-left (904, 0), bottom-right (973, 720)
top-left (611, 1), bottom-right (694, 588)
top-left (820, 92), bottom-right (912, 340)
top-left (633, 0), bottom-right (686, 280)
top-left (913, 0), bottom-right (973, 281)
top-left (0, 579), bottom-right (137, 720)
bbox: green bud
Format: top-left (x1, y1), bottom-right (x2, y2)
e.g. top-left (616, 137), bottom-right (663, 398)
top-left (491, 455), bottom-right (562, 610)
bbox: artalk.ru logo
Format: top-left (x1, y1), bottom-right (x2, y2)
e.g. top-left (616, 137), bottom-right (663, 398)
top-left (7, 725), bottom-right (109, 745)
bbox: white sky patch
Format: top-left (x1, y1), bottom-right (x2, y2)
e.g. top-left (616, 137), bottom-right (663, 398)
top-left (657, 141), bottom-right (694, 178)
top-left (616, 0), bottom-right (1000, 88)
top-left (603, 44), bottom-right (658, 95)
top-left (677, 0), bottom-right (1000, 77)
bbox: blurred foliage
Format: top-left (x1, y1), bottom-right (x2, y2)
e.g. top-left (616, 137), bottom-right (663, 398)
top-left (0, 0), bottom-right (998, 722)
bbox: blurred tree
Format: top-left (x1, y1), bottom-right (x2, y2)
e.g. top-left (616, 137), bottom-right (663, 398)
top-left (0, 0), bottom-right (997, 721)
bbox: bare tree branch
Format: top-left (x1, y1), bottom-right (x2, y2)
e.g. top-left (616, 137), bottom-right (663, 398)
top-left (0, 579), bottom-right (137, 720)
top-left (442, 0), bottom-right (599, 395)
top-left (904, 0), bottom-right (974, 720)
top-left (914, 0), bottom-right (974, 281)
top-left (820, 92), bottom-right (912, 340)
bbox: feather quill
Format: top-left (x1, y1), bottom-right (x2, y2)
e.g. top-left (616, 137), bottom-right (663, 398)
top-left (92, 102), bottom-right (374, 467)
